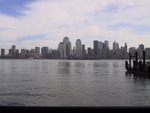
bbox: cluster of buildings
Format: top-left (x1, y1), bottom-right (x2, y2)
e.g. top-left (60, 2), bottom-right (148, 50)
top-left (0, 37), bottom-right (150, 59)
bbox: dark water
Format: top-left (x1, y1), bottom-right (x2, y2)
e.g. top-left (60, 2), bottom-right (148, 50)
top-left (0, 59), bottom-right (150, 106)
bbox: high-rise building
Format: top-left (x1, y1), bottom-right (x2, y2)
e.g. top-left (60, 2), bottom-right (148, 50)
top-left (35, 47), bottom-right (40, 56)
top-left (104, 40), bottom-right (109, 49)
top-left (1, 48), bottom-right (5, 57)
top-left (9, 49), bottom-right (12, 56)
top-left (12, 45), bottom-right (16, 57)
top-left (82, 44), bottom-right (86, 56)
top-left (145, 48), bottom-right (150, 59)
top-left (124, 43), bottom-right (127, 52)
top-left (87, 47), bottom-right (92, 57)
top-left (30, 49), bottom-right (35, 53)
top-left (98, 41), bottom-right (104, 50)
top-left (76, 39), bottom-right (82, 58)
top-left (94, 40), bottom-right (99, 58)
top-left (58, 42), bottom-right (66, 58)
top-left (138, 44), bottom-right (144, 58)
top-left (51, 49), bottom-right (63, 59)
top-left (16, 49), bottom-right (19, 58)
top-left (41, 47), bottom-right (49, 55)
top-left (63, 37), bottom-right (71, 58)
top-left (113, 41), bottom-right (119, 50)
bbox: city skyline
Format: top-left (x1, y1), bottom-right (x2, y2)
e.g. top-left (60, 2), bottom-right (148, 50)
top-left (1, 37), bottom-right (150, 60)
top-left (0, 0), bottom-right (150, 52)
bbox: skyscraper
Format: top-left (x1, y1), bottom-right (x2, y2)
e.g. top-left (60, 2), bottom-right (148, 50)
top-left (35, 47), bottom-right (40, 56)
top-left (104, 40), bottom-right (109, 49)
top-left (41, 47), bottom-right (49, 55)
top-left (138, 44), bottom-right (144, 58)
top-left (1, 48), bottom-right (5, 57)
top-left (82, 44), bottom-right (86, 56)
top-left (113, 41), bottom-right (119, 50)
top-left (63, 37), bottom-right (71, 58)
top-left (12, 45), bottom-right (16, 57)
top-left (94, 40), bottom-right (99, 58)
top-left (58, 42), bottom-right (66, 58)
top-left (76, 39), bottom-right (82, 58)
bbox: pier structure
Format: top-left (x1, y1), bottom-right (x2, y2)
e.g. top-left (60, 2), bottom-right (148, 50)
top-left (125, 51), bottom-right (150, 75)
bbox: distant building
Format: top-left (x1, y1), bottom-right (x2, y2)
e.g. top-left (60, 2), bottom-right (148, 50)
top-left (87, 47), bottom-right (92, 58)
top-left (138, 44), bottom-right (144, 59)
top-left (1, 48), bottom-right (5, 57)
top-left (16, 49), bottom-right (19, 58)
top-left (63, 37), bottom-right (72, 58)
top-left (145, 48), bottom-right (150, 59)
top-left (104, 40), bottom-right (109, 49)
top-left (82, 44), bottom-right (86, 56)
top-left (9, 49), bottom-right (12, 56)
top-left (41, 47), bottom-right (49, 58)
top-left (113, 41), bottom-right (119, 51)
top-left (41, 47), bottom-right (49, 54)
top-left (51, 49), bottom-right (63, 59)
top-left (76, 39), bottom-right (82, 58)
top-left (30, 49), bottom-right (35, 53)
top-left (35, 47), bottom-right (40, 56)
top-left (12, 45), bottom-right (16, 57)
top-left (94, 40), bottom-right (99, 59)
top-left (58, 42), bottom-right (66, 58)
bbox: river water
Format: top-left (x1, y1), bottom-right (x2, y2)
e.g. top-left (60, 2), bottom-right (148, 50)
top-left (0, 59), bottom-right (150, 106)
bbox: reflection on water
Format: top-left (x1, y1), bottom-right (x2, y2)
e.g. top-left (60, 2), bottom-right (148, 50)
top-left (125, 72), bottom-right (150, 82)
top-left (57, 61), bottom-right (71, 74)
top-left (0, 59), bottom-right (150, 106)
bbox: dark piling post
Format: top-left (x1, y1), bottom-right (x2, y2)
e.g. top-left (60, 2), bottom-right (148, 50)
top-left (139, 61), bottom-right (143, 71)
top-left (148, 66), bottom-right (150, 74)
top-left (143, 51), bottom-right (146, 68)
top-left (133, 60), bottom-right (136, 70)
top-left (129, 53), bottom-right (131, 67)
top-left (125, 61), bottom-right (128, 70)
top-left (135, 52), bottom-right (138, 63)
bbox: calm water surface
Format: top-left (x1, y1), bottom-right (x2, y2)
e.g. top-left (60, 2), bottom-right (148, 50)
top-left (0, 59), bottom-right (150, 106)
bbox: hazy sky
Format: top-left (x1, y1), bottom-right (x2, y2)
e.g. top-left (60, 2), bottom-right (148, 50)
top-left (0, 0), bottom-right (150, 53)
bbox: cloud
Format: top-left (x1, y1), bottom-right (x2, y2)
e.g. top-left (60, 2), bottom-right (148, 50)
top-left (0, 0), bottom-right (150, 54)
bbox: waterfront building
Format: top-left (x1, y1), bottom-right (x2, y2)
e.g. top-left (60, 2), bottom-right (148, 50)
top-left (30, 49), bottom-right (35, 53)
top-left (113, 41), bottom-right (119, 51)
top-left (76, 39), bottom-right (82, 58)
top-left (94, 40), bottom-right (99, 59)
top-left (1, 48), bottom-right (5, 57)
top-left (12, 45), bottom-right (16, 57)
top-left (51, 49), bottom-right (63, 59)
top-left (41, 47), bottom-right (49, 54)
top-left (58, 42), bottom-right (66, 58)
top-left (104, 40), bottom-right (109, 49)
top-left (35, 47), bottom-right (40, 56)
top-left (16, 49), bottom-right (19, 58)
top-left (138, 44), bottom-right (144, 59)
top-left (9, 49), bottom-right (12, 56)
top-left (87, 47), bottom-right (92, 58)
top-left (72, 46), bottom-right (76, 57)
top-left (145, 48), bottom-right (150, 59)
top-left (41, 47), bottom-right (49, 58)
top-left (82, 44), bottom-right (86, 56)
top-left (63, 37), bottom-right (72, 58)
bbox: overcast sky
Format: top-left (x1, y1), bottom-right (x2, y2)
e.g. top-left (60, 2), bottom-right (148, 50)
top-left (0, 0), bottom-right (150, 53)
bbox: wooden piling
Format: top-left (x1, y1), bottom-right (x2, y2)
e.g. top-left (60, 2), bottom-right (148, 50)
top-left (133, 60), bottom-right (137, 70)
top-left (148, 66), bottom-right (150, 74)
top-left (125, 61), bottom-right (128, 70)
top-left (139, 61), bottom-right (143, 71)
top-left (143, 51), bottom-right (145, 68)
top-left (129, 53), bottom-right (131, 67)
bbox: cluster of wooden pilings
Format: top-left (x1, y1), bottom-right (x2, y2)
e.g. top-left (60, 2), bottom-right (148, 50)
top-left (125, 51), bottom-right (150, 74)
